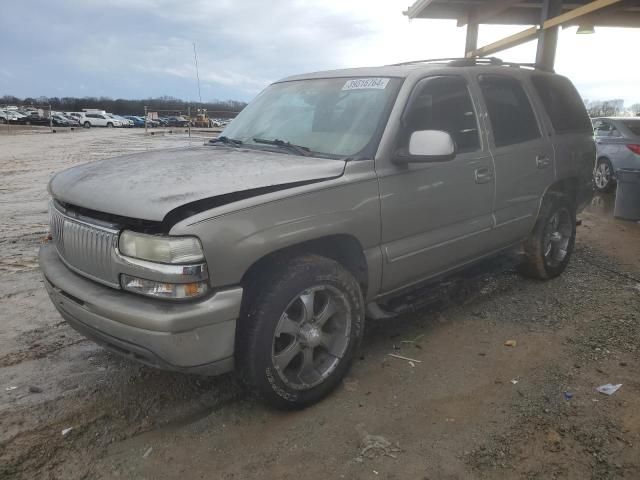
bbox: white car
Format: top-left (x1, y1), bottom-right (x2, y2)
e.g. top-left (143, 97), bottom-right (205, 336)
top-left (107, 114), bottom-right (133, 127)
top-left (81, 113), bottom-right (122, 128)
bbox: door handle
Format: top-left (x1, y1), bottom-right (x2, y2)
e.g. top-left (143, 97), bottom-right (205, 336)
top-left (474, 167), bottom-right (493, 184)
top-left (536, 155), bottom-right (551, 169)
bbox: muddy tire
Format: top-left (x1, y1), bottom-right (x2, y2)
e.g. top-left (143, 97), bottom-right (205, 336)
top-left (518, 193), bottom-right (576, 280)
top-left (237, 255), bottom-right (364, 409)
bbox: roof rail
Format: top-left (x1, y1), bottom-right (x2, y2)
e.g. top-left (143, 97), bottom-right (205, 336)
top-left (389, 57), bottom-right (553, 72)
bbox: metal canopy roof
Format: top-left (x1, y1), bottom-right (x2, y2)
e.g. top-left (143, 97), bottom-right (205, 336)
top-left (404, 0), bottom-right (640, 69)
top-left (405, 0), bottom-right (640, 28)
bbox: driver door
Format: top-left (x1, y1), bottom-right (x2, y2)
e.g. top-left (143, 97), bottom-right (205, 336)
top-left (377, 75), bottom-right (495, 293)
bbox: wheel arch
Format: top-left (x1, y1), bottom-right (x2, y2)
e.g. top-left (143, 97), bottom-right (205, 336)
top-left (241, 234), bottom-right (369, 298)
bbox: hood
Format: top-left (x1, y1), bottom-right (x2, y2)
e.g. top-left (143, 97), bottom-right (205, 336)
top-left (49, 146), bottom-right (346, 222)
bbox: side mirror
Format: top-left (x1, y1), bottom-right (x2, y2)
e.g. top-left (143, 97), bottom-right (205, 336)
top-left (394, 130), bottom-right (456, 164)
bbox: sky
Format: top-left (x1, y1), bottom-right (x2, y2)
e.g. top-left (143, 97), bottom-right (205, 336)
top-left (1, 0), bottom-right (638, 105)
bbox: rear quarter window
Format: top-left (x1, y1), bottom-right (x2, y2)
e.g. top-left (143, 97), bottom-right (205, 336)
top-left (531, 75), bottom-right (592, 134)
top-left (622, 120), bottom-right (640, 136)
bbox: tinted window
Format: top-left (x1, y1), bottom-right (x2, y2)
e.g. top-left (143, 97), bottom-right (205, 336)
top-left (531, 75), bottom-right (592, 134)
top-left (403, 76), bottom-right (480, 153)
top-left (478, 75), bottom-right (540, 147)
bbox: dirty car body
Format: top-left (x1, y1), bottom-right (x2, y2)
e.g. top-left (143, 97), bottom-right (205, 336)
top-left (40, 60), bottom-right (594, 408)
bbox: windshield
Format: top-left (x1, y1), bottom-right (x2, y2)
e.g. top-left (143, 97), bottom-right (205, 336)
top-left (221, 77), bottom-right (401, 158)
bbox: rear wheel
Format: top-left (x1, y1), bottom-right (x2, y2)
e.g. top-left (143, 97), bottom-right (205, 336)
top-left (594, 158), bottom-right (615, 192)
top-left (237, 255), bottom-right (364, 409)
top-left (518, 193), bottom-right (576, 280)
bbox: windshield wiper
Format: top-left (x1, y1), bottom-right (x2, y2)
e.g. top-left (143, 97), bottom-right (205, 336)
top-left (252, 138), bottom-right (313, 157)
top-left (208, 136), bottom-right (243, 147)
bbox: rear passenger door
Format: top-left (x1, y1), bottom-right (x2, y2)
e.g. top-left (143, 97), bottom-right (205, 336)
top-left (594, 119), bottom-right (625, 162)
top-left (475, 74), bottom-right (554, 246)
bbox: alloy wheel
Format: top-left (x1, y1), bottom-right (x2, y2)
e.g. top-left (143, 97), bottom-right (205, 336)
top-left (543, 208), bottom-right (572, 267)
top-left (272, 285), bottom-right (351, 390)
top-left (595, 162), bottom-right (611, 190)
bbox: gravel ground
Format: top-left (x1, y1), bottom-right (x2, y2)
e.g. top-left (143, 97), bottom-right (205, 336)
top-left (0, 128), bottom-right (639, 479)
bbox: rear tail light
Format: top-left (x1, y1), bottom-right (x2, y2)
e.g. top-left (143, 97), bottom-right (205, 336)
top-left (627, 144), bottom-right (640, 155)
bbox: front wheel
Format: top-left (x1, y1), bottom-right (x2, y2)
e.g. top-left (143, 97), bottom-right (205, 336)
top-left (237, 255), bottom-right (364, 409)
top-left (106, 122), bottom-right (114, 128)
top-left (518, 193), bottom-right (576, 280)
top-left (83, 122), bottom-right (91, 128)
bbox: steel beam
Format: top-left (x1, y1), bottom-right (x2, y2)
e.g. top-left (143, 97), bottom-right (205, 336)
top-left (465, 22), bottom-right (479, 56)
top-left (536, 0), bottom-right (563, 71)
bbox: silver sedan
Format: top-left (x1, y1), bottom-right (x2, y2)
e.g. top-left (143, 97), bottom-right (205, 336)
top-left (593, 117), bottom-right (640, 192)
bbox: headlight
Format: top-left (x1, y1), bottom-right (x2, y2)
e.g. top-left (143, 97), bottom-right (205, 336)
top-left (121, 274), bottom-right (208, 300)
top-left (119, 231), bottom-right (204, 264)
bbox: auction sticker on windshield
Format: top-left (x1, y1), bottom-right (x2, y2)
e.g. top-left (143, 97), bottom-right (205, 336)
top-left (342, 78), bottom-right (390, 90)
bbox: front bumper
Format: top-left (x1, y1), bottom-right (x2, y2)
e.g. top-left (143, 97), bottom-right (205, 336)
top-left (39, 243), bottom-right (242, 375)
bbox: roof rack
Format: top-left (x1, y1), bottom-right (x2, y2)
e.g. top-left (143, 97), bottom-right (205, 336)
top-left (389, 57), bottom-right (552, 72)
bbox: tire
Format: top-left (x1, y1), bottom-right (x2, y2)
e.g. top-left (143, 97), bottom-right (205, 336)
top-left (106, 122), bottom-right (114, 128)
top-left (518, 193), bottom-right (576, 280)
top-left (84, 122), bottom-right (91, 129)
top-left (594, 158), bottom-right (615, 192)
top-left (237, 254), bottom-right (365, 409)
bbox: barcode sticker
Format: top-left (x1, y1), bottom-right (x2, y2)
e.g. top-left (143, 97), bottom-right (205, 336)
top-left (342, 78), bottom-right (390, 91)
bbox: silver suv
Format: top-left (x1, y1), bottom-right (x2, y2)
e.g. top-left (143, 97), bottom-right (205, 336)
top-left (40, 58), bottom-right (595, 408)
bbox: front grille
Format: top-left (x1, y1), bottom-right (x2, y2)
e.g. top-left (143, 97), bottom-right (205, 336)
top-left (49, 202), bottom-right (120, 287)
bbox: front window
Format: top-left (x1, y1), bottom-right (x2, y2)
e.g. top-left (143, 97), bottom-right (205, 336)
top-left (222, 77), bottom-right (401, 158)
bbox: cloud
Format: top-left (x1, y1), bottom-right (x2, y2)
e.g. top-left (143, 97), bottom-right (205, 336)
top-left (0, 1), bottom-right (638, 105)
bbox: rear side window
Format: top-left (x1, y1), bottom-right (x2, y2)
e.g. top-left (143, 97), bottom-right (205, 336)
top-left (622, 120), bottom-right (640, 136)
top-left (478, 75), bottom-right (540, 147)
top-left (531, 75), bottom-right (592, 134)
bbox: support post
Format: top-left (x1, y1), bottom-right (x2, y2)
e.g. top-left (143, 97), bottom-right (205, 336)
top-left (465, 22), bottom-right (479, 57)
top-left (536, 0), bottom-right (562, 70)
top-left (188, 105), bottom-right (191, 138)
top-left (144, 105), bottom-right (148, 134)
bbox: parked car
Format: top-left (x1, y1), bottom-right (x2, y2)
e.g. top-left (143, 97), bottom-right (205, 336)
top-left (165, 116), bottom-right (190, 127)
top-left (108, 114), bottom-right (133, 127)
top-left (123, 115), bottom-right (146, 127)
top-left (81, 112), bottom-right (122, 128)
top-left (51, 115), bottom-right (72, 127)
top-left (40, 59), bottom-right (594, 409)
top-left (14, 114), bottom-right (50, 126)
top-left (61, 115), bottom-right (81, 127)
top-left (592, 117), bottom-right (640, 192)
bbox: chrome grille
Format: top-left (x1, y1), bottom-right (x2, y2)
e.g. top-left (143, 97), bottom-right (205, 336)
top-left (49, 203), bottom-right (120, 287)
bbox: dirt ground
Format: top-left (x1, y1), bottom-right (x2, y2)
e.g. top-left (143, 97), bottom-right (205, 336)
top-left (1, 128), bottom-right (639, 480)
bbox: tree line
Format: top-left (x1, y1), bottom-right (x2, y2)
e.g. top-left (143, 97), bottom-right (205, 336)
top-left (0, 95), bottom-right (247, 117)
top-left (584, 99), bottom-right (640, 118)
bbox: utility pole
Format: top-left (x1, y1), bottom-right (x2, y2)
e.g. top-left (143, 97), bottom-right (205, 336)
top-left (193, 42), bottom-right (202, 104)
